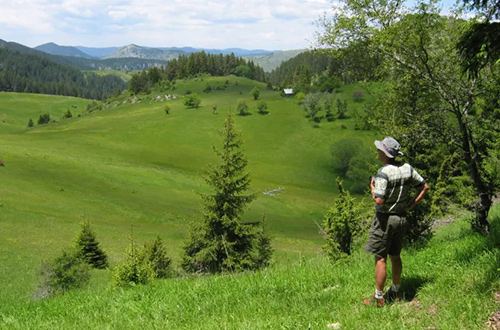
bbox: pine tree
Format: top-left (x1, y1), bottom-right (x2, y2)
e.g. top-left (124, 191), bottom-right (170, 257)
top-left (322, 180), bottom-right (365, 261)
top-left (74, 220), bottom-right (108, 269)
top-left (182, 114), bottom-right (270, 273)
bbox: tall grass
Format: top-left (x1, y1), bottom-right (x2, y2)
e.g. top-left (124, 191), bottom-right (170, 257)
top-left (1, 207), bottom-right (499, 329)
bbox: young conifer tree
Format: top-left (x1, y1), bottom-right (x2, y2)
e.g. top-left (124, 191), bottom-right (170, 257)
top-left (182, 114), bottom-right (271, 273)
top-left (74, 220), bottom-right (108, 269)
top-left (322, 180), bottom-right (364, 260)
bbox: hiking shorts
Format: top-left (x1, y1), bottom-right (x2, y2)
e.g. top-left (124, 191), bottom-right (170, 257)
top-left (365, 212), bottom-right (408, 259)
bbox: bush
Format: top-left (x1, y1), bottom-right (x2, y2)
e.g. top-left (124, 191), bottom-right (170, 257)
top-left (330, 138), bottom-right (364, 176)
top-left (137, 236), bottom-right (172, 279)
top-left (250, 86), bottom-right (260, 100)
top-left (37, 113), bottom-right (51, 125)
top-left (322, 180), bottom-right (366, 260)
top-left (257, 101), bottom-right (269, 115)
top-left (112, 234), bottom-right (172, 287)
top-left (86, 101), bottom-right (103, 113)
top-left (183, 93), bottom-right (201, 109)
top-left (74, 220), bottom-right (108, 269)
top-left (62, 110), bottom-right (73, 119)
top-left (405, 199), bottom-right (435, 245)
top-left (34, 249), bottom-right (90, 299)
top-left (237, 100), bottom-right (249, 116)
top-left (28, 118), bottom-right (34, 127)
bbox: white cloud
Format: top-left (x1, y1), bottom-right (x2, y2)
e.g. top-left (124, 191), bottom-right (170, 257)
top-left (0, 0), bottom-right (333, 49)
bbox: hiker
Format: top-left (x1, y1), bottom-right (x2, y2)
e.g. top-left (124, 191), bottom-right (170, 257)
top-left (364, 137), bottom-right (430, 307)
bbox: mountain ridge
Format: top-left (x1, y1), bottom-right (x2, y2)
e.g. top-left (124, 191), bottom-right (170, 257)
top-left (33, 42), bottom-right (305, 71)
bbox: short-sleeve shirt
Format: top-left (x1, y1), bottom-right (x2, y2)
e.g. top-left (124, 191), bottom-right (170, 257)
top-left (373, 163), bottom-right (425, 215)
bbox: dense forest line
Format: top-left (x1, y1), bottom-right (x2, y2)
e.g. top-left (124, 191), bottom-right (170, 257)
top-left (0, 48), bottom-right (127, 100)
top-left (128, 52), bottom-right (266, 94)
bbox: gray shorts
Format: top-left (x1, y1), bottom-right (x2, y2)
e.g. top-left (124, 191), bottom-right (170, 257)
top-left (365, 212), bottom-right (408, 259)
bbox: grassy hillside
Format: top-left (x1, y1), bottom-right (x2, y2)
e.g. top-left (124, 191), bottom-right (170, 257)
top-left (0, 77), bottom-right (378, 307)
top-left (2, 207), bottom-right (499, 329)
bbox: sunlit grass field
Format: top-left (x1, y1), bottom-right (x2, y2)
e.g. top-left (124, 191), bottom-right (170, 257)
top-left (0, 77), bottom-right (378, 306)
top-left (1, 76), bottom-right (499, 329)
top-left (2, 207), bottom-right (499, 329)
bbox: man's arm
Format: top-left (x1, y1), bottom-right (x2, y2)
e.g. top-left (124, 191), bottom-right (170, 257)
top-left (406, 183), bottom-right (430, 211)
top-left (370, 178), bottom-right (384, 206)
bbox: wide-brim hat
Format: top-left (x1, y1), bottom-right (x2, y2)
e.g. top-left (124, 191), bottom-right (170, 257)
top-left (375, 137), bottom-right (404, 158)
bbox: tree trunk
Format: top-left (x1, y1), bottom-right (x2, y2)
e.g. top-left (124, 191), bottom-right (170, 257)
top-left (455, 110), bottom-right (492, 234)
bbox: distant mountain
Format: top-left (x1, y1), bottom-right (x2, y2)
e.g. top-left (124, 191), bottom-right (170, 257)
top-left (105, 44), bottom-right (185, 61)
top-left (0, 38), bottom-right (41, 55)
top-left (159, 47), bottom-right (274, 57)
top-left (75, 46), bottom-right (119, 59)
top-left (35, 42), bottom-right (94, 58)
top-left (1, 39), bottom-right (304, 73)
top-left (0, 39), bottom-right (167, 71)
top-left (245, 49), bottom-right (306, 72)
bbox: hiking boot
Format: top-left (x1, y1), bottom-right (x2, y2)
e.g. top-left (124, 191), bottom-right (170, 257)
top-left (363, 295), bottom-right (385, 307)
top-left (384, 288), bottom-right (401, 303)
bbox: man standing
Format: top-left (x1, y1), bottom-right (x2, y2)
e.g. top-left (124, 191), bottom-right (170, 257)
top-left (364, 137), bottom-right (429, 307)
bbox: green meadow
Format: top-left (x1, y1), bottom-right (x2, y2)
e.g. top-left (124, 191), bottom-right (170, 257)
top-left (0, 76), bottom-right (377, 305)
top-left (1, 76), bottom-right (500, 329)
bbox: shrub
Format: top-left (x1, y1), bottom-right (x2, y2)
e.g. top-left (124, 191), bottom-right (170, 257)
top-left (37, 113), bottom-right (51, 125)
top-left (86, 101), bottom-right (103, 113)
top-left (74, 220), bottom-right (108, 269)
top-left (257, 101), bottom-right (269, 115)
top-left (330, 138), bottom-right (364, 176)
top-left (137, 236), bottom-right (172, 279)
top-left (62, 110), bottom-right (73, 119)
top-left (34, 249), bottom-right (90, 299)
top-left (237, 100), bottom-right (249, 116)
top-left (112, 233), bottom-right (172, 287)
top-left (250, 86), bottom-right (260, 100)
top-left (336, 98), bottom-right (348, 119)
top-left (322, 180), bottom-right (365, 260)
top-left (183, 93), bottom-right (201, 109)
top-left (28, 118), bottom-right (34, 127)
top-left (405, 199), bottom-right (435, 245)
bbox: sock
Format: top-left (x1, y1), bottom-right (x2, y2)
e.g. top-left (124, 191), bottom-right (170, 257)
top-left (390, 283), bottom-right (400, 292)
top-left (375, 289), bottom-right (384, 299)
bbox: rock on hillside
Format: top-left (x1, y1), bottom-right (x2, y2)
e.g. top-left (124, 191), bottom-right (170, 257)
top-left (105, 44), bottom-right (184, 61)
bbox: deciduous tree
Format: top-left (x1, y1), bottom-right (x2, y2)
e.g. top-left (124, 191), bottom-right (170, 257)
top-left (317, 0), bottom-right (500, 233)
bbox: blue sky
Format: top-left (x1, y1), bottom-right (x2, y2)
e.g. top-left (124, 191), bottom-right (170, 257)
top-left (0, 0), bottom-right (460, 51)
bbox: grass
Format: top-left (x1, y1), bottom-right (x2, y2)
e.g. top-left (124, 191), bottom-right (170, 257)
top-left (1, 207), bottom-right (499, 329)
top-left (2, 76), bottom-right (497, 329)
top-left (0, 77), bottom-right (379, 308)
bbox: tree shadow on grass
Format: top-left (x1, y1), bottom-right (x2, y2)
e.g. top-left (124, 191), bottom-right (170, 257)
top-left (400, 275), bottom-right (432, 302)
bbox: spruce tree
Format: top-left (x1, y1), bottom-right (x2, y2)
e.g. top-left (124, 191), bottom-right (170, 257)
top-left (322, 180), bottom-right (365, 260)
top-left (74, 220), bottom-right (108, 269)
top-left (182, 114), bottom-right (270, 273)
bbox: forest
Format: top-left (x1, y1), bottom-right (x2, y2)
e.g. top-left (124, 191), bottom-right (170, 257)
top-left (0, 48), bottom-right (127, 100)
